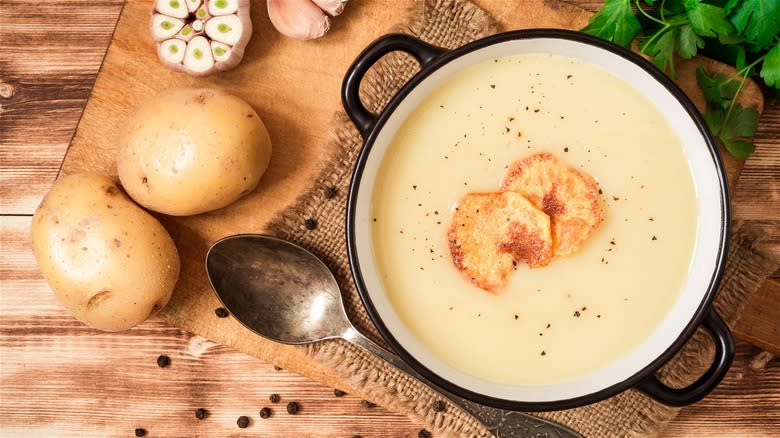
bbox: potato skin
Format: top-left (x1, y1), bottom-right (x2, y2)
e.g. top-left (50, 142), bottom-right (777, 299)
top-left (31, 173), bottom-right (180, 332)
top-left (117, 88), bottom-right (272, 216)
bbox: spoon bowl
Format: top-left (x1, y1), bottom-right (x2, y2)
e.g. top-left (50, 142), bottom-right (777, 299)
top-left (206, 234), bottom-right (351, 344)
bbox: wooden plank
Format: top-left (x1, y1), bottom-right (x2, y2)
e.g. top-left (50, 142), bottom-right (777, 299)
top-left (3, 215), bottom-right (779, 436)
top-left (734, 279), bottom-right (780, 354)
top-left (0, 0), bottom-right (125, 214)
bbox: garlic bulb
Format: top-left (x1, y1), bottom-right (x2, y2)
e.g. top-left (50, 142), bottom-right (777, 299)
top-left (150, 0), bottom-right (251, 76)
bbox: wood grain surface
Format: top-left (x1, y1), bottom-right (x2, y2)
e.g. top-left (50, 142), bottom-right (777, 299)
top-left (1, 0), bottom-right (778, 437)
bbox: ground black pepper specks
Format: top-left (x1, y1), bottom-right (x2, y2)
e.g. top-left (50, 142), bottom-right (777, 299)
top-left (286, 401), bottom-right (300, 414)
top-left (156, 354), bottom-right (170, 368)
top-left (273, 365), bottom-right (283, 371)
top-left (259, 407), bottom-right (271, 419)
top-left (333, 389), bottom-right (347, 397)
top-left (418, 429), bottom-right (433, 438)
top-left (324, 187), bottom-right (337, 199)
top-left (360, 400), bottom-right (376, 408)
top-left (432, 400), bottom-right (446, 412)
top-left (134, 428), bottom-right (147, 437)
top-left (236, 415), bottom-right (250, 428)
top-left (304, 218), bottom-right (317, 230)
top-left (214, 307), bottom-right (229, 318)
top-left (195, 408), bottom-right (208, 420)
top-left (269, 393), bottom-right (280, 403)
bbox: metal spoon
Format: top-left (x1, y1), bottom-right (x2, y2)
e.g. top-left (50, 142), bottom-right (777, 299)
top-left (205, 234), bottom-right (582, 438)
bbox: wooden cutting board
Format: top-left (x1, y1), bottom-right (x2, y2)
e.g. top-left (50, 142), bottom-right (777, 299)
top-left (60, 0), bottom-right (772, 397)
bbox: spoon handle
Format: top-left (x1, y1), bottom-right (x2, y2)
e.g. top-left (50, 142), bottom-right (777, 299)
top-left (343, 327), bottom-right (582, 438)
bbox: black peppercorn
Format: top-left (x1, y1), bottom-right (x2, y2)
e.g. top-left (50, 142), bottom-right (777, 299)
top-left (259, 407), bottom-right (271, 419)
top-left (134, 428), bottom-right (147, 437)
top-left (418, 429), bottom-right (432, 438)
top-left (273, 365), bottom-right (283, 371)
top-left (333, 389), bottom-right (346, 397)
top-left (214, 307), bottom-right (229, 318)
top-left (195, 408), bottom-right (207, 420)
top-left (236, 416), bottom-right (250, 428)
top-left (269, 393), bottom-right (280, 403)
top-left (432, 400), bottom-right (446, 412)
top-left (156, 355), bottom-right (170, 368)
top-left (304, 218), bottom-right (317, 230)
top-left (324, 187), bottom-right (337, 199)
top-left (286, 401), bottom-right (300, 414)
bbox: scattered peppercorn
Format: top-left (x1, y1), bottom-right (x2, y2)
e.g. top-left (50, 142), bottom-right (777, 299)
top-left (215, 307), bottom-right (229, 318)
top-left (286, 401), bottom-right (300, 414)
top-left (324, 187), bottom-right (337, 199)
top-left (432, 400), bottom-right (446, 412)
top-left (541, 351), bottom-right (547, 356)
top-left (195, 408), bottom-right (208, 420)
top-left (134, 428), bottom-right (147, 437)
top-left (269, 393), bottom-right (280, 403)
top-left (418, 429), bottom-right (433, 438)
top-left (574, 311), bottom-right (581, 317)
top-left (652, 235), bottom-right (658, 240)
top-left (564, 147), bottom-right (569, 152)
top-left (236, 416), bottom-right (250, 428)
top-left (274, 365), bottom-right (283, 371)
top-left (259, 407), bottom-right (272, 419)
top-left (360, 400), bottom-right (376, 409)
top-left (304, 218), bottom-right (317, 230)
top-left (156, 355), bottom-right (170, 368)
top-left (333, 389), bottom-right (347, 397)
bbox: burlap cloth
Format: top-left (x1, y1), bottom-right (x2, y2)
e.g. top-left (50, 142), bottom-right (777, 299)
top-left (262, 1), bottom-right (779, 436)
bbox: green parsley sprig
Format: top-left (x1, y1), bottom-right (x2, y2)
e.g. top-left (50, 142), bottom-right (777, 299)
top-left (582, 0), bottom-right (780, 159)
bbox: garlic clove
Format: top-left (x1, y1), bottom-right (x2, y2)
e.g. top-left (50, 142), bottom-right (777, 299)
top-left (311, 0), bottom-right (348, 17)
top-left (267, 0), bottom-right (330, 40)
top-left (205, 14), bottom-right (242, 45)
top-left (160, 39), bottom-right (187, 64)
top-left (177, 24), bottom-right (195, 41)
top-left (195, 5), bottom-right (210, 20)
top-left (211, 41), bottom-right (231, 62)
top-left (151, 14), bottom-right (185, 41)
top-left (183, 36), bottom-right (215, 75)
top-left (155, 0), bottom-right (188, 19)
top-left (208, 0), bottom-right (238, 16)
top-left (185, 0), bottom-right (202, 13)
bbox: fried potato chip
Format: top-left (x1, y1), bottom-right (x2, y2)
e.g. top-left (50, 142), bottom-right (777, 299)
top-left (501, 153), bottom-right (601, 256)
top-left (447, 191), bottom-right (553, 293)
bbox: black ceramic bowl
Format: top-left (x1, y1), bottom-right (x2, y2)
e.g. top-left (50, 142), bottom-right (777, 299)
top-left (343, 29), bottom-right (734, 411)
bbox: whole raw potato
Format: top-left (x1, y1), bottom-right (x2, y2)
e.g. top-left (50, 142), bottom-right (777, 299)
top-left (117, 88), bottom-right (272, 216)
top-left (31, 173), bottom-right (180, 332)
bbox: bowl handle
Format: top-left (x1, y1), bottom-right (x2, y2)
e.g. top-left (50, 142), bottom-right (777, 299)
top-left (341, 34), bottom-right (445, 138)
top-left (637, 308), bottom-right (735, 406)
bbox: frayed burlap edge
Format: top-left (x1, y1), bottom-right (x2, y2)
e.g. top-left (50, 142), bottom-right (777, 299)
top-left (263, 1), bottom-right (779, 437)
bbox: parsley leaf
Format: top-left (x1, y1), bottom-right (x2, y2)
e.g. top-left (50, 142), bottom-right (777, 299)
top-left (696, 67), bottom-right (740, 109)
top-left (721, 104), bottom-right (759, 139)
top-left (678, 24), bottom-right (705, 59)
top-left (643, 27), bottom-right (680, 76)
top-left (581, 0), bottom-right (642, 48)
top-left (760, 41), bottom-right (780, 87)
top-left (684, 0), bottom-right (734, 38)
top-left (724, 140), bottom-right (756, 159)
top-left (696, 67), bottom-right (760, 159)
top-left (729, 0), bottom-right (780, 49)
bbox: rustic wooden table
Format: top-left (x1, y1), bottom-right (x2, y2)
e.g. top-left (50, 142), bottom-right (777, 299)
top-left (1, 1), bottom-right (778, 436)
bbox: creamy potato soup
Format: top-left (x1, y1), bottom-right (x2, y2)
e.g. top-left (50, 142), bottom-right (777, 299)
top-left (370, 54), bottom-right (698, 385)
